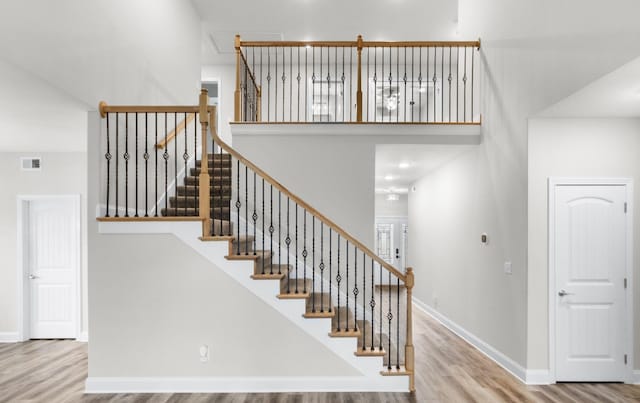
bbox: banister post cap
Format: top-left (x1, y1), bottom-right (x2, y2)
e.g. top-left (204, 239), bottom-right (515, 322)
top-left (98, 101), bottom-right (107, 118)
top-left (405, 267), bottom-right (414, 288)
top-left (235, 34), bottom-right (241, 50)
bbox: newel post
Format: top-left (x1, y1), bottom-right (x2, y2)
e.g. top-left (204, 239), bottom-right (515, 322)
top-left (356, 35), bottom-right (363, 122)
top-left (405, 267), bottom-right (416, 392)
top-left (199, 89), bottom-right (211, 237)
top-left (256, 85), bottom-right (262, 122)
top-left (234, 34), bottom-right (242, 122)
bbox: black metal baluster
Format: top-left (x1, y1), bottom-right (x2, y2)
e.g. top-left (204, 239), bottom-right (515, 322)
top-left (144, 113), bottom-right (149, 217)
top-left (297, 47), bottom-right (301, 122)
top-left (290, 47), bottom-right (293, 121)
top-left (154, 113), bottom-right (158, 217)
top-left (373, 48), bottom-right (377, 122)
top-left (244, 165), bottom-right (248, 253)
top-left (320, 222), bottom-right (324, 312)
top-left (295, 203), bottom-right (299, 292)
top-left (396, 47), bottom-right (399, 122)
top-left (329, 229), bottom-right (332, 312)
top-left (379, 263), bottom-right (383, 351)
top-left (411, 48), bottom-right (414, 122)
top-left (278, 190), bottom-right (281, 274)
top-left (269, 185), bottom-right (273, 274)
top-left (135, 113), bottom-right (139, 217)
top-left (105, 113), bottom-right (111, 217)
top-left (365, 48), bottom-right (369, 122)
top-left (334, 46), bottom-right (338, 122)
top-left (456, 46), bottom-right (460, 122)
top-left (471, 46), bottom-right (475, 122)
top-left (286, 198), bottom-right (291, 293)
top-left (116, 113), bottom-right (119, 217)
top-left (267, 48), bottom-right (271, 122)
top-left (194, 115), bottom-right (198, 217)
top-left (253, 172), bottom-right (257, 255)
top-left (262, 178), bottom-right (265, 272)
top-left (282, 47), bottom-right (286, 122)
top-left (381, 47), bottom-right (384, 122)
top-left (163, 113), bottom-right (168, 215)
top-left (275, 47), bottom-right (278, 122)
top-left (341, 47), bottom-right (345, 122)
top-left (312, 217), bottom-right (315, 313)
top-left (183, 113), bottom-right (188, 217)
top-left (235, 159), bottom-right (240, 255)
top-left (403, 48), bottom-right (407, 122)
top-left (351, 47), bottom-right (354, 121)
top-left (336, 234), bottom-right (341, 331)
top-left (361, 250), bottom-right (366, 348)
top-left (448, 47), bottom-right (452, 122)
top-left (423, 47), bottom-right (427, 122)
top-left (303, 209), bottom-right (307, 292)
top-left (311, 47), bottom-right (315, 122)
top-left (371, 259), bottom-right (375, 351)
top-left (441, 47), bottom-right (445, 122)
top-left (305, 46), bottom-right (308, 122)
top-left (397, 276), bottom-right (400, 369)
top-left (320, 46), bottom-right (323, 122)
top-left (353, 246), bottom-right (358, 331)
top-left (388, 270), bottom-right (392, 370)
top-left (464, 46), bottom-right (467, 122)
top-left (124, 113), bottom-right (129, 217)
top-left (433, 48), bottom-right (437, 123)
top-left (346, 240), bottom-right (349, 329)
top-left (174, 113), bottom-right (177, 215)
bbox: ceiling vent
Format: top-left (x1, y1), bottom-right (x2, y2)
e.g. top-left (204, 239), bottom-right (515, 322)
top-left (20, 157), bottom-right (41, 171)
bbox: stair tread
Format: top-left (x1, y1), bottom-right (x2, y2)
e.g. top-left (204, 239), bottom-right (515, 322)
top-left (251, 273), bottom-right (286, 280)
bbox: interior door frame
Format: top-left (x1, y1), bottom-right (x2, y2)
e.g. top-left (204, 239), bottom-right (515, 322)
top-left (548, 178), bottom-right (634, 383)
top-left (16, 194), bottom-right (82, 341)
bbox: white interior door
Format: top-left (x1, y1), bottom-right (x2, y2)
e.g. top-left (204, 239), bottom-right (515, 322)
top-left (28, 198), bottom-right (79, 339)
top-left (554, 184), bottom-right (628, 381)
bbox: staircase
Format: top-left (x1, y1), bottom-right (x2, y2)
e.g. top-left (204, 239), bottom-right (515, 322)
top-left (96, 95), bottom-right (415, 392)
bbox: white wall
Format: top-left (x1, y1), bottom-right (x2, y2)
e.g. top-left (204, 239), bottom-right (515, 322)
top-left (528, 118), bottom-right (640, 371)
top-left (202, 64), bottom-right (235, 144)
top-left (0, 0), bottom-right (202, 107)
top-left (375, 194), bottom-right (408, 217)
top-left (0, 152), bottom-right (88, 336)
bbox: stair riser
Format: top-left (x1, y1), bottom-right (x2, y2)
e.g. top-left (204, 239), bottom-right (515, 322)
top-left (190, 168), bottom-right (232, 176)
top-left (169, 197), bottom-right (231, 208)
top-left (177, 187), bottom-right (232, 196)
top-left (161, 208), bottom-right (230, 219)
top-left (184, 177), bottom-right (232, 186)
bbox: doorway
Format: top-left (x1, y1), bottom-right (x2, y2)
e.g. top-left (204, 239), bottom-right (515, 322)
top-left (548, 179), bottom-right (633, 382)
top-left (17, 195), bottom-right (81, 340)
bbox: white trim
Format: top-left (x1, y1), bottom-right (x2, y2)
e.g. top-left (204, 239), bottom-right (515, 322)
top-left (412, 297), bottom-right (528, 383)
top-left (633, 370), bottom-right (640, 384)
top-left (16, 194), bottom-right (82, 342)
top-left (77, 331), bottom-right (89, 342)
top-left (0, 332), bottom-right (20, 343)
top-left (525, 369), bottom-right (552, 385)
top-left (547, 177), bottom-right (634, 384)
top-left (85, 375), bottom-right (408, 393)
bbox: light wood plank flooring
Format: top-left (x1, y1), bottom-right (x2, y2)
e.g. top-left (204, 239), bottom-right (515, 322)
top-left (1, 307), bottom-right (638, 402)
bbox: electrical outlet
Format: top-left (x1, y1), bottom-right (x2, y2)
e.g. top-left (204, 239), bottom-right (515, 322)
top-left (504, 261), bottom-right (512, 275)
top-left (199, 345), bottom-right (209, 362)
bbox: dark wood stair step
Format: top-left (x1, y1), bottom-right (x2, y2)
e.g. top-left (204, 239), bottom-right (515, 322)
top-left (177, 185), bottom-right (232, 196)
top-left (184, 176), bottom-right (232, 186)
top-left (161, 207), bottom-right (229, 219)
top-left (190, 167), bottom-right (232, 177)
top-left (169, 196), bottom-right (231, 208)
top-left (304, 293), bottom-right (334, 318)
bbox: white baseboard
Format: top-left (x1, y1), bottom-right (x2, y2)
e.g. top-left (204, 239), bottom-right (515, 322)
top-left (525, 369), bottom-right (551, 385)
top-left (412, 298), bottom-right (531, 384)
top-left (633, 370), bottom-right (640, 384)
top-left (85, 376), bottom-right (409, 393)
top-left (0, 332), bottom-right (20, 343)
top-left (77, 331), bottom-right (89, 342)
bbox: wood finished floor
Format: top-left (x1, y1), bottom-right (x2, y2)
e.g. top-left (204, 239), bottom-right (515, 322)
top-left (1, 307), bottom-right (639, 402)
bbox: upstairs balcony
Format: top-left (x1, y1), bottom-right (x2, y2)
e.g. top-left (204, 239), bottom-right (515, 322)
top-left (231, 35), bottom-right (481, 139)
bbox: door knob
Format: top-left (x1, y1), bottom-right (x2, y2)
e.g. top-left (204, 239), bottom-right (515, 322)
top-left (558, 289), bottom-right (574, 297)
top-left (28, 274), bottom-right (39, 280)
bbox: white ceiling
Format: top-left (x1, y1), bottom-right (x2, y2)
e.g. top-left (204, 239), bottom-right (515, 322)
top-left (538, 55), bottom-right (640, 118)
top-left (192, 0), bottom-right (460, 64)
top-left (375, 144), bottom-right (474, 193)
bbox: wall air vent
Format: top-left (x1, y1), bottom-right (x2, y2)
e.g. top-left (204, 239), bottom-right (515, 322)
top-left (20, 157), bottom-right (41, 171)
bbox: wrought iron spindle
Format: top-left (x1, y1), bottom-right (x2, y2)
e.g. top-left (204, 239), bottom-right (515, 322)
top-left (269, 185), bottom-right (273, 274)
top-left (334, 47), bottom-right (338, 122)
top-left (174, 113), bottom-right (177, 216)
top-left (404, 48), bottom-right (407, 122)
top-left (441, 47), bottom-right (444, 122)
top-left (433, 48), bottom-right (437, 123)
top-left (262, 178), bottom-right (265, 273)
top-left (312, 216), bottom-right (315, 313)
top-left (135, 113), bottom-right (139, 217)
top-left (336, 234), bottom-right (341, 330)
top-left (105, 113), bottom-right (111, 217)
top-left (411, 48), bottom-right (415, 122)
top-left (379, 262), bottom-right (383, 350)
top-left (297, 47), bottom-right (301, 122)
top-left (456, 47), bottom-right (460, 122)
top-left (463, 46), bottom-right (467, 122)
top-left (282, 47), bottom-right (286, 122)
top-left (388, 270), bottom-right (392, 370)
top-left (183, 113), bottom-right (188, 217)
top-left (353, 246), bottom-right (358, 331)
top-left (361, 251), bottom-right (366, 349)
top-left (370, 259), bottom-right (375, 351)
top-left (144, 113), bottom-right (149, 217)
top-left (245, 165), bottom-right (248, 255)
top-left (253, 172), bottom-right (257, 254)
top-left (471, 46), bottom-right (475, 122)
top-left (303, 209), bottom-right (307, 292)
top-left (381, 47), bottom-right (384, 122)
top-left (267, 48), bottom-right (271, 122)
top-left (319, 47), bottom-right (323, 122)
top-left (346, 239), bottom-right (349, 328)
top-left (311, 47), bottom-right (315, 122)
top-left (124, 113), bottom-right (129, 217)
top-left (397, 276), bottom-right (401, 369)
top-left (286, 198), bottom-right (291, 293)
top-left (448, 47), bottom-right (452, 122)
top-left (235, 159), bottom-right (240, 254)
top-left (163, 113), bottom-right (168, 216)
top-left (305, 46), bottom-right (308, 122)
top-left (320, 222), bottom-right (324, 312)
top-left (278, 191), bottom-right (281, 274)
top-left (154, 113), bottom-right (158, 217)
top-left (289, 47), bottom-right (293, 122)
top-left (275, 47), bottom-right (278, 122)
top-left (116, 113), bottom-right (119, 217)
top-left (329, 228), bottom-right (332, 312)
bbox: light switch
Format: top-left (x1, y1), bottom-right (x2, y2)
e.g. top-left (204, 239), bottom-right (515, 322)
top-left (504, 261), bottom-right (512, 275)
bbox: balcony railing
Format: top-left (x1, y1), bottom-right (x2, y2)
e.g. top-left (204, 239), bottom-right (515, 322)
top-left (234, 35), bottom-right (481, 124)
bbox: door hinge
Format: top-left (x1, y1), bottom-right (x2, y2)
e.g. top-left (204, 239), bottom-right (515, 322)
top-left (624, 202), bottom-right (627, 213)
top-left (624, 354), bottom-right (627, 365)
top-left (624, 278), bottom-right (627, 289)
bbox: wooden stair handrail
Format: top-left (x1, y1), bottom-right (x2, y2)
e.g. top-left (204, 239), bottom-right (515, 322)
top-left (209, 109), bottom-right (406, 283)
top-left (155, 112), bottom-right (196, 149)
top-left (98, 102), bottom-right (199, 117)
top-left (240, 39), bottom-right (481, 50)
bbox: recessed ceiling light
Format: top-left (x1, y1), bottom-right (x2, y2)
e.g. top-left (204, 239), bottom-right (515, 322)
top-left (384, 175), bottom-right (393, 181)
top-left (399, 162), bottom-right (410, 169)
